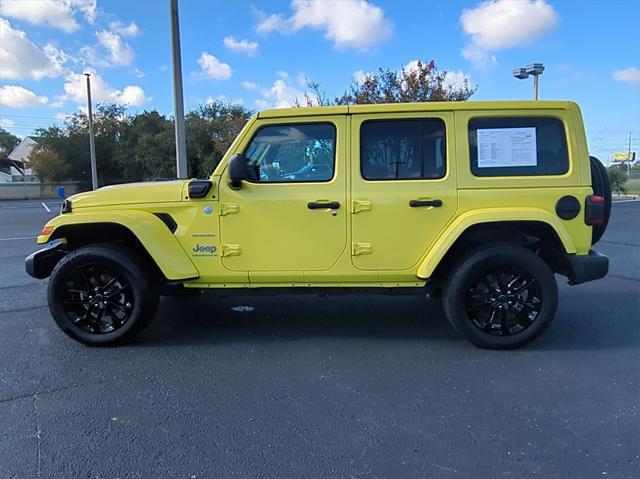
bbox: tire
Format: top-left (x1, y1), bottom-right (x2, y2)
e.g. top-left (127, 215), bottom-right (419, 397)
top-left (47, 243), bottom-right (159, 345)
top-left (443, 243), bottom-right (558, 350)
top-left (589, 155), bottom-right (611, 245)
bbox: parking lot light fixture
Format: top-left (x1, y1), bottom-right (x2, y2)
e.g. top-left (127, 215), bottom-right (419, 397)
top-left (513, 63), bottom-right (545, 100)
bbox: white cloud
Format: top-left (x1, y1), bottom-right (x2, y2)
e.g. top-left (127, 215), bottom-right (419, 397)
top-left (223, 36), bottom-right (258, 55)
top-left (109, 21), bottom-right (140, 37)
top-left (460, 0), bottom-right (557, 68)
top-left (0, 118), bottom-right (15, 128)
top-left (197, 53), bottom-right (232, 80)
top-left (0, 0), bottom-right (96, 33)
top-left (0, 19), bottom-right (66, 80)
top-left (62, 70), bottom-right (150, 106)
top-left (443, 70), bottom-right (472, 91)
top-left (54, 112), bottom-right (73, 122)
top-left (613, 67), bottom-right (640, 85)
top-left (241, 80), bottom-right (259, 90)
top-left (0, 85), bottom-right (49, 108)
top-left (206, 94), bottom-right (244, 105)
top-left (268, 79), bottom-right (307, 108)
top-left (81, 28), bottom-right (135, 67)
top-left (255, 0), bottom-right (392, 50)
top-left (461, 44), bottom-right (497, 69)
top-left (251, 73), bottom-right (317, 109)
top-left (352, 70), bottom-right (372, 85)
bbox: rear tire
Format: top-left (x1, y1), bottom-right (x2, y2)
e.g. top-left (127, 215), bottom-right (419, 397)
top-left (47, 243), bottom-right (159, 345)
top-left (589, 156), bottom-right (611, 245)
top-left (443, 243), bottom-right (558, 350)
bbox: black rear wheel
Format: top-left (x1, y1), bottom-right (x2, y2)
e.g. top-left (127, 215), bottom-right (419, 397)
top-left (443, 243), bottom-right (558, 350)
top-left (48, 244), bottom-right (159, 345)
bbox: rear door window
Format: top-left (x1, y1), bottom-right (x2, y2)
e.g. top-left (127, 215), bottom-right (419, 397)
top-left (360, 119), bottom-right (446, 180)
top-left (468, 117), bottom-right (569, 176)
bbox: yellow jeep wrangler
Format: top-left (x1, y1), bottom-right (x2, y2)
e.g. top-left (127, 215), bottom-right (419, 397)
top-left (26, 101), bottom-right (610, 349)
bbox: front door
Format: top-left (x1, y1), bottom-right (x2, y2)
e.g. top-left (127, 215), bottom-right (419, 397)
top-left (218, 117), bottom-right (347, 274)
top-left (350, 113), bottom-right (457, 271)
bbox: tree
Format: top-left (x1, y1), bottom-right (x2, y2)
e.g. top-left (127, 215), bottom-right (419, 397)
top-left (29, 148), bottom-right (67, 182)
top-left (607, 165), bottom-right (627, 195)
top-left (32, 102), bottom-right (253, 184)
top-left (0, 127), bottom-right (19, 156)
top-left (185, 101), bottom-right (253, 177)
top-left (303, 60), bottom-right (476, 106)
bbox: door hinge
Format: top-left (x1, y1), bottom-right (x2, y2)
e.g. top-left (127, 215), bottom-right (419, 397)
top-left (219, 203), bottom-right (239, 216)
top-left (221, 244), bottom-right (241, 257)
top-left (352, 200), bottom-right (372, 214)
top-left (352, 243), bottom-right (373, 256)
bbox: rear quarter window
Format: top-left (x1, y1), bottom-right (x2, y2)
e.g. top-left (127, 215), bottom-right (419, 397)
top-left (468, 117), bottom-right (569, 176)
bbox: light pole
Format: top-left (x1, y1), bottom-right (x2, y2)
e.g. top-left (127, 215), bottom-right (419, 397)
top-left (170, 0), bottom-right (188, 179)
top-left (513, 63), bottom-right (545, 100)
top-left (84, 73), bottom-right (98, 190)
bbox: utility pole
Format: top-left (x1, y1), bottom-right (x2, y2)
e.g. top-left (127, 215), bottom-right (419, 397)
top-left (84, 73), bottom-right (98, 190)
top-left (170, 0), bottom-right (188, 179)
top-left (628, 131), bottom-right (632, 179)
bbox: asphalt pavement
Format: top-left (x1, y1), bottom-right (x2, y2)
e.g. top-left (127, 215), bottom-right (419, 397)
top-left (0, 199), bottom-right (638, 478)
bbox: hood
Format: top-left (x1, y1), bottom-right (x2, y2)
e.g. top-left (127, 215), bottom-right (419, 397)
top-left (69, 180), bottom-right (189, 209)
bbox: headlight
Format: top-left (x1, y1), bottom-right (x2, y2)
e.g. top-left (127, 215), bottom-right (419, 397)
top-left (60, 199), bottom-right (72, 214)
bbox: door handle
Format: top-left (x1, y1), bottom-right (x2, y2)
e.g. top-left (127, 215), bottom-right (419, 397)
top-left (308, 201), bottom-right (340, 210)
top-left (409, 199), bottom-right (443, 208)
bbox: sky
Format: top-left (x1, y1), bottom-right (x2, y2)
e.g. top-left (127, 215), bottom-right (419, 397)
top-left (0, 0), bottom-right (639, 163)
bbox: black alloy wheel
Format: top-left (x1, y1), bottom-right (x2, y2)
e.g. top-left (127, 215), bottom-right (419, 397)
top-left (59, 264), bottom-right (134, 334)
top-left (443, 243), bottom-right (558, 350)
top-left (48, 244), bottom-right (159, 345)
top-left (464, 268), bottom-right (542, 336)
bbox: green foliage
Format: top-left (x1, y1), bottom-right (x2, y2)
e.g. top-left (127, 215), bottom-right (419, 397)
top-left (303, 60), bottom-right (476, 106)
top-left (29, 148), bottom-right (67, 182)
top-left (34, 102), bottom-right (253, 185)
top-left (0, 127), bottom-right (20, 156)
top-left (607, 165), bottom-right (628, 194)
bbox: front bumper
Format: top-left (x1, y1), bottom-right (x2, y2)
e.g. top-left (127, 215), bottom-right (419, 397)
top-left (566, 250), bottom-right (609, 285)
top-left (25, 242), bottom-right (67, 279)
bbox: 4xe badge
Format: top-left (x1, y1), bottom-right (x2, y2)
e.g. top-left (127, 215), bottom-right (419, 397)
top-left (192, 244), bottom-right (217, 256)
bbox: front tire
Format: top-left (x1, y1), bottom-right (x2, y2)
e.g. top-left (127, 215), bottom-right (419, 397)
top-left (443, 244), bottom-right (558, 350)
top-left (47, 244), bottom-right (159, 345)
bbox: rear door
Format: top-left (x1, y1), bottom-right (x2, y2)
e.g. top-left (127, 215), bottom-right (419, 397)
top-left (350, 112), bottom-right (457, 271)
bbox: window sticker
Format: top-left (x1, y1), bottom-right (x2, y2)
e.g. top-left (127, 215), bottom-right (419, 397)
top-left (477, 127), bottom-right (537, 168)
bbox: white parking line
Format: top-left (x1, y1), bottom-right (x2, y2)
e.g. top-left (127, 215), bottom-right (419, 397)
top-left (41, 202), bottom-right (51, 212)
top-left (0, 236), bottom-right (37, 241)
top-left (613, 199), bottom-right (640, 204)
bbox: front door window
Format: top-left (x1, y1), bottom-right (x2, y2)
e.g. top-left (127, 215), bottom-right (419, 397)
top-left (244, 124), bottom-right (336, 183)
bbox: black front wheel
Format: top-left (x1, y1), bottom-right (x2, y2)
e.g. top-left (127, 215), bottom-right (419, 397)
top-left (48, 244), bottom-right (159, 345)
top-left (443, 244), bottom-right (558, 350)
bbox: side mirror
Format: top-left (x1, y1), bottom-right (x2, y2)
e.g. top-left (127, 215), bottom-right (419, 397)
top-left (228, 153), bottom-right (247, 182)
top-left (228, 153), bottom-right (259, 188)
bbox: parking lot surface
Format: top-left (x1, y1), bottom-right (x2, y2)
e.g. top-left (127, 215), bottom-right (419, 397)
top-left (1, 199), bottom-right (638, 478)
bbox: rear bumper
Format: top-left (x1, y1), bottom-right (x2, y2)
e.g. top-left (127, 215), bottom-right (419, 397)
top-left (25, 242), bottom-right (67, 279)
top-left (565, 250), bottom-right (609, 285)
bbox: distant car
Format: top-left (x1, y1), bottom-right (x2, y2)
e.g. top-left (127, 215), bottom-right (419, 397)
top-left (26, 101), bottom-right (610, 349)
